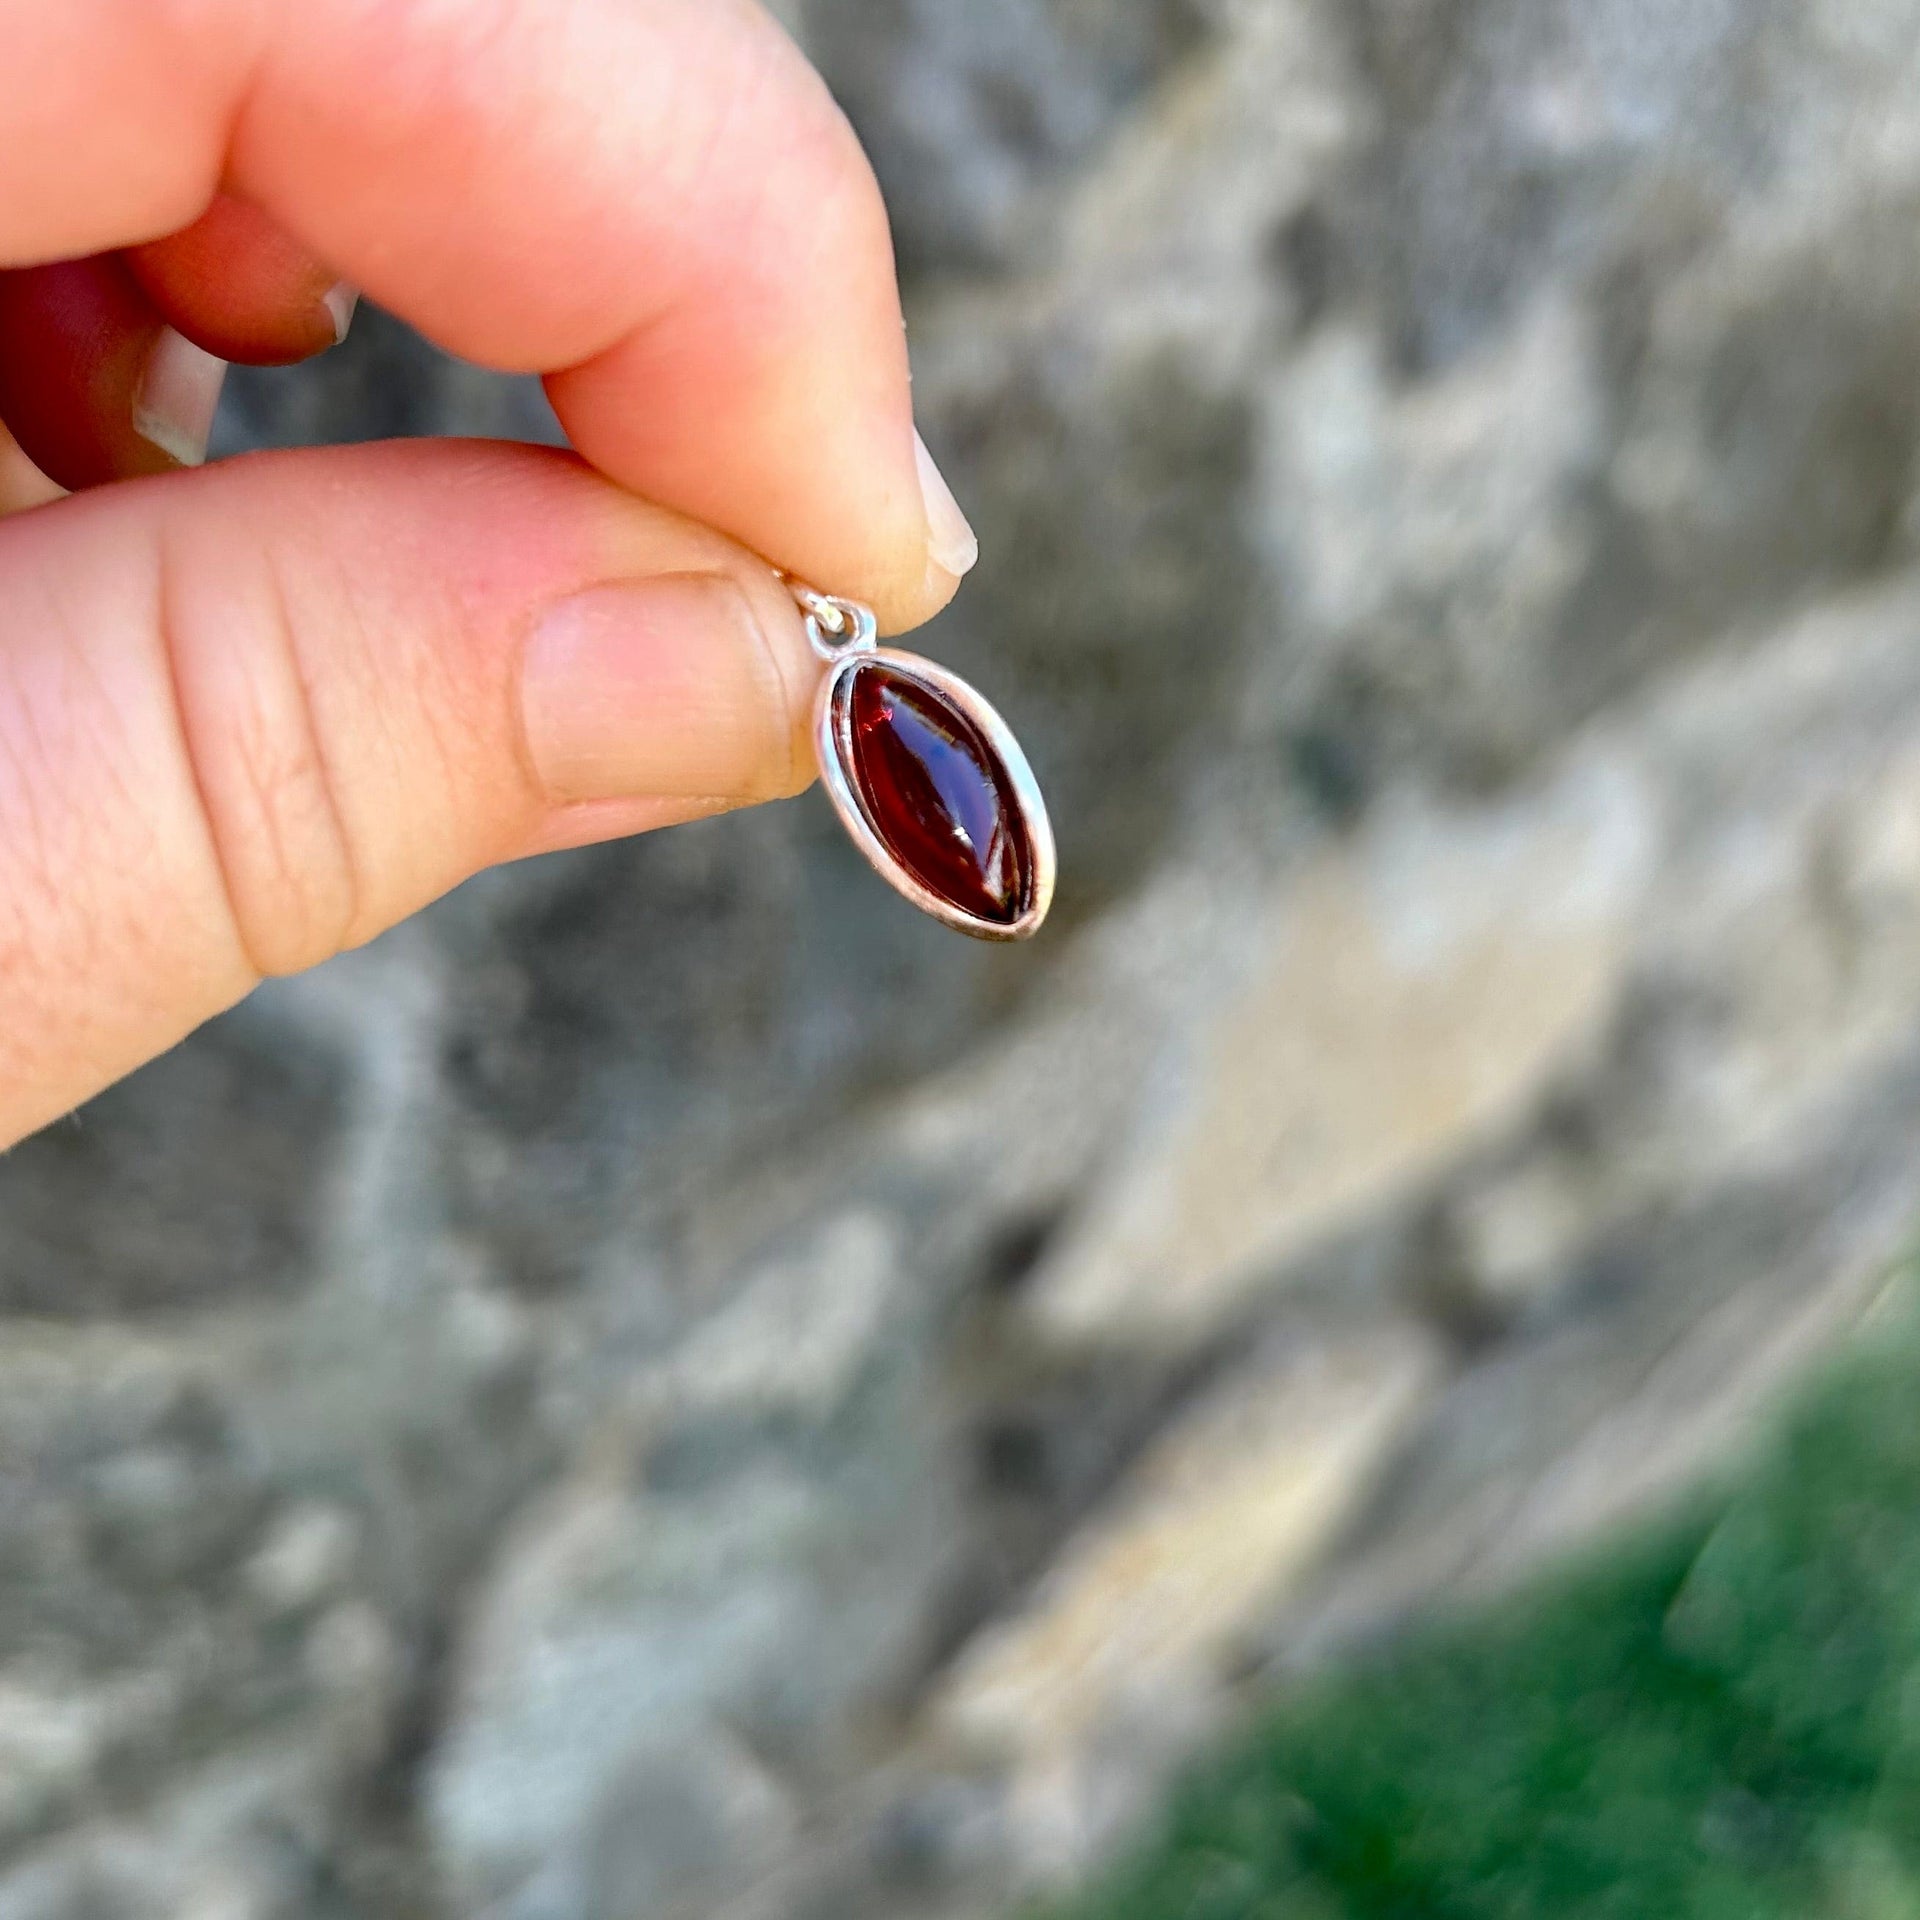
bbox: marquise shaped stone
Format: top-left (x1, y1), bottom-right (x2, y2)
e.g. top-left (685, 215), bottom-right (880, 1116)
top-left (843, 663), bottom-right (1032, 925)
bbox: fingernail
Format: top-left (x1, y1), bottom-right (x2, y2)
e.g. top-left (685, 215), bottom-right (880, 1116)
top-left (916, 428), bottom-right (978, 581)
top-left (321, 282), bottom-right (359, 346)
top-left (521, 573), bottom-right (794, 804)
top-left (133, 327), bottom-right (227, 467)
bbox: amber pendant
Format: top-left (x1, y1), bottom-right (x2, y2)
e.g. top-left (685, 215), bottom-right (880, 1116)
top-left (790, 583), bottom-right (1054, 941)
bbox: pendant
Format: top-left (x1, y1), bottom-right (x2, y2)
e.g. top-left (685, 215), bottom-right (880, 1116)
top-left (786, 580), bottom-right (1055, 941)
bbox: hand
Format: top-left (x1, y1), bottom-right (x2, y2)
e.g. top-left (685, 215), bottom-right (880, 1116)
top-left (0, 0), bottom-right (978, 1150)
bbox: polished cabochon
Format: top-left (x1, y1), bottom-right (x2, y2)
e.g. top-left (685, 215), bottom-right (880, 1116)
top-left (814, 646), bottom-right (1055, 940)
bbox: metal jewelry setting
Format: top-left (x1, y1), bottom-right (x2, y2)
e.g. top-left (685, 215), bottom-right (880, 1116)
top-left (785, 579), bottom-right (1055, 941)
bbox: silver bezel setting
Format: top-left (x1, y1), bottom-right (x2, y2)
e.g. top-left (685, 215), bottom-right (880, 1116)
top-left (813, 647), bottom-right (1056, 942)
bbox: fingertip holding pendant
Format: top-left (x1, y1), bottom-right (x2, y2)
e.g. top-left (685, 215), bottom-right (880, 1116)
top-left (783, 577), bottom-right (1053, 941)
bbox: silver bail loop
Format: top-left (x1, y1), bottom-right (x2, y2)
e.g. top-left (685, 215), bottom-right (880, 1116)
top-left (778, 574), bottom-right (879, 662)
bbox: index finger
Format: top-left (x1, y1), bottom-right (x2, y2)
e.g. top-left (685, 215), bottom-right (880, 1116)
top-left (0, 0), bottom-right (971, 631)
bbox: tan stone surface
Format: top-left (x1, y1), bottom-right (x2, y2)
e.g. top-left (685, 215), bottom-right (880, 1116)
top-left (928, 1324), bottom-right (1439, 1868)
top-left (1031, 777), bottom-right (1647, 1347)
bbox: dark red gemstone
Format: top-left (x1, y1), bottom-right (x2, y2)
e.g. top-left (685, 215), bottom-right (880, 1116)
top-left (844, 664), bottom-right (1030, 924)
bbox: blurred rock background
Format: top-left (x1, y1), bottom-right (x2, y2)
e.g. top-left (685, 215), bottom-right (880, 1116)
top-left (9, 0), bottom-right (1920, 1914)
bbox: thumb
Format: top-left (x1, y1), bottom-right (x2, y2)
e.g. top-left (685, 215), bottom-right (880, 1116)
top-left (0, 440), bottom-right (818, 1148)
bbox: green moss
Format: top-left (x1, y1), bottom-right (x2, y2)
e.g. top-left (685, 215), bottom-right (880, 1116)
top-left (1062, 1295), bottom-right (1920, 1920)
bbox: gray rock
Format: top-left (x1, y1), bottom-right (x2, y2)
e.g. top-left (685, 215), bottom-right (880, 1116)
top-left (800, 0), bottom-right (1213, 275)
top-left (16, 0), bottom-right (1920, 1914)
